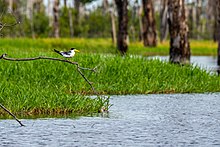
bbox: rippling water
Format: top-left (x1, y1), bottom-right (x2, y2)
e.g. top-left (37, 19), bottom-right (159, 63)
top-left (1, 93), bottom-right (220, 146)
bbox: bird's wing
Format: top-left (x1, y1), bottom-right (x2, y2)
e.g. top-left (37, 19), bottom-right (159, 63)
top-left (62, 51), bottom-right (71, 56)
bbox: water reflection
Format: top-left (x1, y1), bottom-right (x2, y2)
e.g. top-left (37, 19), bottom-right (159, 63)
top-left (1, 94), bottom-right (220, 146)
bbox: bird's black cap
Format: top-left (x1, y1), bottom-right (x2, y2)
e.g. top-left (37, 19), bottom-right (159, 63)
top-left (71, 48), bottom-right (75, 50)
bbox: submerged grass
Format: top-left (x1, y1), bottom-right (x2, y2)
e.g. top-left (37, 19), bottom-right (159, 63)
top-left (0, 38), bottom-right (220, 118)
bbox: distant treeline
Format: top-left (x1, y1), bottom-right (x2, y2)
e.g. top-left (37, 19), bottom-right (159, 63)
top-left (0, 0), bottom-right (217, 41)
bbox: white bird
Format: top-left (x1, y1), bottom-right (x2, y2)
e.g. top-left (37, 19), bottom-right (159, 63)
top-left (54, 48), bottom-right (80, 58)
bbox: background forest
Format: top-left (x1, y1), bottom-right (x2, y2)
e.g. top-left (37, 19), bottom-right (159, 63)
top-left (0, 0), bottom-right (216, 40)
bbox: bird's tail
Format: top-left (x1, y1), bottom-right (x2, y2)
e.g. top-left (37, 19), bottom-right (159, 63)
top-left (54, 49), bottom-right (61, 55)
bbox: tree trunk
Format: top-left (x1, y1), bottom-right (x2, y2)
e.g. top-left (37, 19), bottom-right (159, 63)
top-left (211, 0), bottom-right (218, 42)
top-left (217, 0), bottom-right (220, 67)
top-left (160, 0), bottom-right (168, 42)
top-left (8, 0), bottom-right (13, 10)
top-left (110, 10), bottom-right (117, 45)
top-left (64, 0), bottom-right (67, 8)
top-left (102, 0), bottom-right (109, 14)
top-left (167, 0), bottom-right (191, 64)
top-left (26, 0), bottom-right (35, 38)
top-left (138, 5), bottom-right (143, 41)
top-left (196, 0), bottom-right (202, 39)
top-left (207, 0), bottom-right (216, 41)
top-left (188, 4), bottom-right (194, 38)
top-left (48, 0), bottom-right (53, 27)
top-left (74, 0), bottom-right (80, 25)
top-left (53, 0), bottom-right (60, 38)
top-left (142, 0), bottom-right (157, 47)
top-left (115, 0), bottom-right (129, 55)
top-left (69, 8), bottom-right (74, 38)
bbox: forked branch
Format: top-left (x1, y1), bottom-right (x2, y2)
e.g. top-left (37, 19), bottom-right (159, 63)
top-left (0, 9), bottom-right (20, 32)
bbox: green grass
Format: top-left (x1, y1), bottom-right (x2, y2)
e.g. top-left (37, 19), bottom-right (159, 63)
top-left (0, 38), bottom-right (220, 118)
top-left (0, 54), bottom-right (110, 118)
top-left (0, 38), bottom-right (218, 56)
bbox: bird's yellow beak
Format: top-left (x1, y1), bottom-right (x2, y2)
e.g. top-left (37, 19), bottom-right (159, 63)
top-left (75, 49), bottom-right (80, 52)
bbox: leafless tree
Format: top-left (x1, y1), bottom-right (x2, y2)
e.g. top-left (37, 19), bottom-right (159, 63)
top-left (168, 0), bottom-right (191, 64)
top-left (115, 0), bottom-right (129, 55)
top-left (53, 0), bottom-right (60, 38)
top-left (142, 0), bottom-right (157, 47)
top-left (216, 0), bottom-right (220, 67)
top-left (160, 0), bottom-right (168, 42)
top-left (207, 0), bottom-right (218, 42)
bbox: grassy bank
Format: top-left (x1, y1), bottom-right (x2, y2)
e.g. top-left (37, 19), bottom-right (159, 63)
top-left (0, 38), bottom-right (219, 118)
top-left (0, 54), bottom-right (110, 118)
top-left (1, 53), bottom-right (220, 117)
top-left (0, 38), bottom-right (218, 56)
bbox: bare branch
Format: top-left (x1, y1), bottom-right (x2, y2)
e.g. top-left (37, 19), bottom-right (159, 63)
top-left (1, 54), bottom-right (78, 64)
top-left (76, 64), bottom-right (97, 94)
top-left (0, 53), bottom-right (98, 125)
top-left (0, 103), bottom-right (25, 126)
top-left (0, 9), bottom-right (20, 33)
top-left (3, 21), bottom-right (20, 27)
top-left (78, 66), bottom-right (97, 72)
top-left (0, 54), bottom-right (97, 93)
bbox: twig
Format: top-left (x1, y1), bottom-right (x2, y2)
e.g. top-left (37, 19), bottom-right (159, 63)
top-left (0, 8), bottom-right (20, 32)
top-left (0, 103), bottom-right (25, 126)
top-left (76, 64), bottom-right (97, 94)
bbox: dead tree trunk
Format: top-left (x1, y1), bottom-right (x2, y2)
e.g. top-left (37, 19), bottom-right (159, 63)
top-left (102, 0), bottom-right (109, 14)
top-left (26, 0), bottom-right (35, 38)
top-left (74, 0), bottom-right (80, 25)
top-left (69, 8), bottom-right (74, 38)
top-left (110, 10), bottom-right (117, 45)
top-left (217, 0), bottom-right (220, 67)
top-left (8, 0), bottom-right (13, 10)
top-left (115, 0), bottom-right (129, 55)
top-left (167, 0), bottom-right (191, 64)
top-left (53, 0), bottom-right (60, 38)
top-left (160, 0), bottom-right (168, 42)
top-left (196, 0), bottom-right (202, 39)
top-left (64, 0), bottom-right (67, 8)
top-left (142, 0), bottom-right (157, 47)
top-left (211, 0), bottom-right (218, 42)
top-left (138, 5), bottom-right (143, 41)
top-left (109, 1), bottom-right (117, 45)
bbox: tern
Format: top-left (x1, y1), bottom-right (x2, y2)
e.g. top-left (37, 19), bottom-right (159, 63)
top-left (54, 48), bottom-right (80, 58)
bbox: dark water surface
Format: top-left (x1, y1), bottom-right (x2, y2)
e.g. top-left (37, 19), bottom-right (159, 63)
top-left (1, 93), bottom-right (220, 146)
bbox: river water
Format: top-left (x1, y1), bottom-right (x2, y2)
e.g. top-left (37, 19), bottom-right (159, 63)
top-left (1, 94), bottom-right (220, 146)
top-left (148, 56), bottom-right (218, 72)
top-left (1, 56), bottom-right (220, 146)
